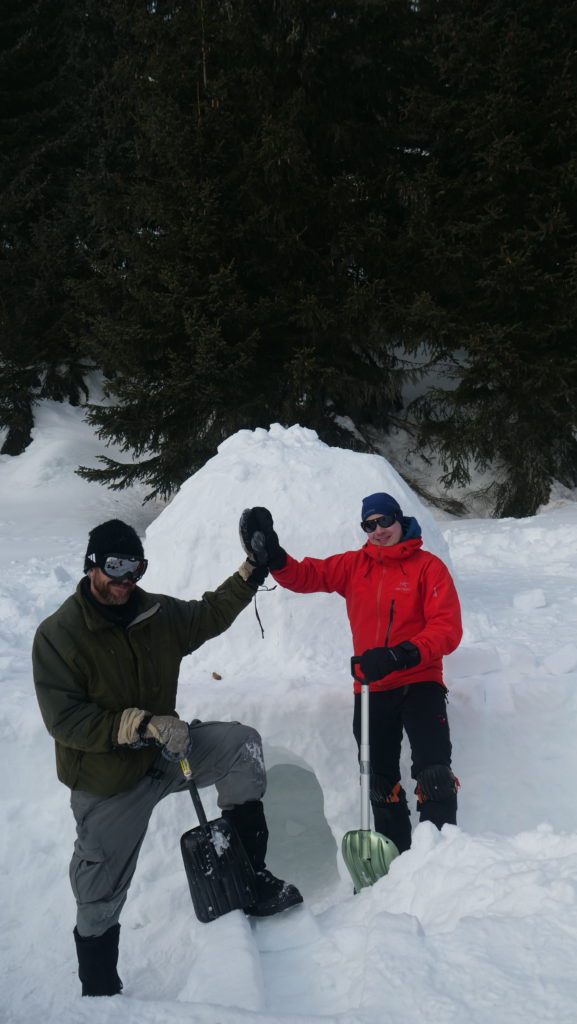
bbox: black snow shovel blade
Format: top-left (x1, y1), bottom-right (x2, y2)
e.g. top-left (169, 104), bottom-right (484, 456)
top-left (179, 759), bottom-right (258, 923)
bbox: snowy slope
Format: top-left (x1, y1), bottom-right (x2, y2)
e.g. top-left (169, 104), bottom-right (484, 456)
top-left (2, 404), bottom-right (577, 1023)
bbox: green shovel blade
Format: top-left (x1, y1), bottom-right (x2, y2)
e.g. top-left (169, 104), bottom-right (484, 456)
top-left (341, 828), bottom-right (400, 891)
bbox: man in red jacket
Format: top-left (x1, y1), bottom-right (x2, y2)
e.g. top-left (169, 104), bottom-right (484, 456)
top-left (240, 493), bottom-right (463, 854)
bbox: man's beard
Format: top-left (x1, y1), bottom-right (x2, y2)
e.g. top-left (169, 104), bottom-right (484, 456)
top-left (90, 575), bottom-right (135, 606)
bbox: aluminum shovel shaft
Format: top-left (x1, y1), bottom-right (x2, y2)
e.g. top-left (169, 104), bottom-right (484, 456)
top-left (359, 680), bottom-right (371, 831)
top-left (341, 657), bottom-right (400, 890)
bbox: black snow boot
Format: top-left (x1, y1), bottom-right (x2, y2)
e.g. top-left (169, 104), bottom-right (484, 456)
top-left (371, 778), bottom-right (412, 854)
top-left (415, 764), bottom-right (459, 831)
top-left (73, 923), bottom-right (123, 997)
top-left (248, 868), bottom-right (304, 917)
top-left (223, 800), bottom-right (303, 917)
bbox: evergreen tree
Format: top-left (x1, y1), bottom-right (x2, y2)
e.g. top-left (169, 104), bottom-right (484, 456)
top-left (74, 0), bottom-right (419, 498)
top-left (403, 0), bottom-right (577, 516)
top-left (0, 0), bottom-right (110, 453)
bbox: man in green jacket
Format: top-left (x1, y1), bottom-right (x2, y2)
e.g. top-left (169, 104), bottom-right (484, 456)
top-left (33, 519), bottom-right (302, 998)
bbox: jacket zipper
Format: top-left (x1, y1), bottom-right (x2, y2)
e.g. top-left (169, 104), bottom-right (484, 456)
top-left (375, 565), bottom-right (384, 644)
top-left (384, 599), bottom-right (395, 648)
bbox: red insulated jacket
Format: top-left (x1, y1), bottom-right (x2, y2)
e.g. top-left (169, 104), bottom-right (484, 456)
top-left (271, 532), bottom-right (462, 692)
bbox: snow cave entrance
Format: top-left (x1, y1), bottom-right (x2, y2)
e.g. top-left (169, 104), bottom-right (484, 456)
top-left (261, 752), bottom-right (339, 903)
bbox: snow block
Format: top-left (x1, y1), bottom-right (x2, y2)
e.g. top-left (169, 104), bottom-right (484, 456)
top-left (513, 589), bottom-right (547, 611)
top-left (541, 644), bottom-right (577, 675)
top-left (445, 644), bottom-right (501, 678)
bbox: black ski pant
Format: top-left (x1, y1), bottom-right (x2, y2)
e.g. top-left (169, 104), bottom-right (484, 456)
top-left (352, 681), bottom-right (457, 854)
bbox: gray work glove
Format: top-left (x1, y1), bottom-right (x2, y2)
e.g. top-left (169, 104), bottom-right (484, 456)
top-left (145, 715), bottom-right (191, 755)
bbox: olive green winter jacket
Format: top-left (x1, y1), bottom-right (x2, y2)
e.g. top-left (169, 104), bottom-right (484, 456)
top-left (32, 572), bottom-right (254, 796)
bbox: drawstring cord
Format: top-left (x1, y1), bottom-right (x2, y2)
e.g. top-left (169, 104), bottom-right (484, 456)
top-left (254, 583), bottom-right (277, 638)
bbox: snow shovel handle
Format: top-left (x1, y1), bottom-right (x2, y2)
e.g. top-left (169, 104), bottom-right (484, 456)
top-left (351, 655), bottom-right (365, 683)
top-left (351, 658), bottom-right (371, 830)
top-left (180, 758), bottom-right (209, 829)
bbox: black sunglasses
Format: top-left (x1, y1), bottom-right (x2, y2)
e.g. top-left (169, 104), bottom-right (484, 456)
top-left (93, 553), bottom-right (148, 582)
top-left (361, 514), bottom-right (398, 533)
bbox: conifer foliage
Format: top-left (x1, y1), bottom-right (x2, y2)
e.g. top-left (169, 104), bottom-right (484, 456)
top-left (404, 0), bottom-right (577, 515)
top-left (2, 0), bottom-right (577, 514)
top-left (74, 0), bottom-right (415, 498)
top-left (0, 0), bottom-right (108, 453)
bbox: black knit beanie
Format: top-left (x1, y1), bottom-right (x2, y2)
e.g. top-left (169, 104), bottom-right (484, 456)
top-left (84, 519), bottom-right (145, 572)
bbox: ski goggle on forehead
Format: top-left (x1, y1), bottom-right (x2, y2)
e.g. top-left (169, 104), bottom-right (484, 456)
top-left (361, 514), bottom-right (398, 533)
top-left (89, 553), bottom-right (148, 582)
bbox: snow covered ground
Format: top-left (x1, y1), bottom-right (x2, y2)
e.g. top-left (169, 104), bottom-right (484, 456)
top-left (2, 403), bottom-right (577, 1024)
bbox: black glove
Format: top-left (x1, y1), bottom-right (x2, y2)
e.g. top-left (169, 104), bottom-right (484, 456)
top-left (239, 507), bottom-right (287, 571)
top-left (358, 641), bottom-right (421, 683)
top-left (237, 557), bottom-right (269, 590)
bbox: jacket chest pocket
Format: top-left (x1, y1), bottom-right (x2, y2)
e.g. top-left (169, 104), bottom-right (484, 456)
top-left (127, 633), bottom-right (158, 693)
top-left (90, 636), bottom-right (155, 705)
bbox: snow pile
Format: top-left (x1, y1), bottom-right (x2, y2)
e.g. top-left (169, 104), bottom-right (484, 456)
top-left (144, 422), bottom-right (450, 689)
top-left (2, 408), bottom-right (577, 1023)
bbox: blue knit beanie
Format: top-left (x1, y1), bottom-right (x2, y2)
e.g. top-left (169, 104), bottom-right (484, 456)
top-left (361, 493), bottom-right (402, 522)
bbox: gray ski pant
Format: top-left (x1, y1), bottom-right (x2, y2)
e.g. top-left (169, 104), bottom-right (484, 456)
top-left (70, 720), bottom-right (266, 937)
